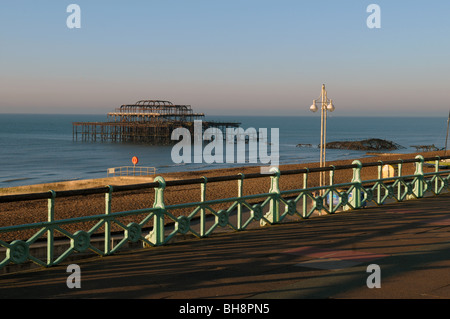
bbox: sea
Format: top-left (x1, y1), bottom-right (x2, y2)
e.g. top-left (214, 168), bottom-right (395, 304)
top-left (0, 113), bottom-right (448, 188)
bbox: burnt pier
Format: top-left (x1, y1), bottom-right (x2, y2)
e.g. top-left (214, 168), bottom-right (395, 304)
top-left (72, 100), bottom-right (241, 144)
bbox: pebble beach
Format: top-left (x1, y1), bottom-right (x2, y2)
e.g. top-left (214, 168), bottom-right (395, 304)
top-left (0, 150), bottom-right (446, 242)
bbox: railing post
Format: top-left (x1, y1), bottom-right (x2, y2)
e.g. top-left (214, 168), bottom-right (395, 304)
top-left (377, 160), bottom-right (383, 203)
top-left (350, 160), bottom-right (362, 209)
top-left (434, 156), bottom-right (440, 193)
top-left (200, 176), bottom-right (207, 237)
top-left (329, 165), bottom-right (335, 186)
top-left (263, 167), bottom-right (281, 225)
top-left (303, 168), bottom-right (309, 189)
top-left (397, 160), bottom-right (403, 199)
top-left (329, 165), bottom-right (335, 212)
top-left (414, 155), bottom-right (425, 198)
top-left (104, 185), bottom-right (113, 255)
top-left (47, 190), bottom-right (56, 266)
top-left (147, 176), bottom-right (166, 246)
top-left (237, 173), bottom-right (244, 230)
top-left (303, 168), bottom-right (309, 218)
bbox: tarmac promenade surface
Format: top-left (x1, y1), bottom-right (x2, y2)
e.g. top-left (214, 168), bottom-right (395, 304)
top-left (1, 193), bottom-right (450, 300)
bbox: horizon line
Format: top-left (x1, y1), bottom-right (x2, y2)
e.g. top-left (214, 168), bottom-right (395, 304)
top-left (0, 112), bottom-right (447, 119)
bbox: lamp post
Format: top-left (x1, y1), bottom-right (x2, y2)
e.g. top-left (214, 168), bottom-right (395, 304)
top-left (309, 84), bottom-right (335, 193)
top-left (445, 110), bottom-right (450, 157)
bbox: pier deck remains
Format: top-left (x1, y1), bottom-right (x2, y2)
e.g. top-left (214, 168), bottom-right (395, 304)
top-left (72, 100), bottom-right (240, 144)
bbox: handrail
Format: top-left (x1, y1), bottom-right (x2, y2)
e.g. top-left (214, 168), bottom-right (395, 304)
top-left (107, 166), bottom-right (157, 177)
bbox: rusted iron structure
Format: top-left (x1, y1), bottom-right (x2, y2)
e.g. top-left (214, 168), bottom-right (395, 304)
top-left (72, 100), bottom-right (240, 144)
top-left (108, 100), bottom-right (205, 123)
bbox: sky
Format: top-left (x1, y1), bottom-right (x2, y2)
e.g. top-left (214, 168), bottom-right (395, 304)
top-left (0, 0), bottom-right (449, 117)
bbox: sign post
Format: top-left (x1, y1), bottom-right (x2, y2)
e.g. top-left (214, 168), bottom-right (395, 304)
top-left (132, 156), bottom-right (139, 176)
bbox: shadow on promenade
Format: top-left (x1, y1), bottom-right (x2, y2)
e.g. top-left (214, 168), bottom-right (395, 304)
top-left (1, 193), bottom-right (450, 299)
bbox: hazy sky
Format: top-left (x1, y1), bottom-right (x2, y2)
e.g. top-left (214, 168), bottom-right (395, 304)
top-left (1, 0), bottom-right (449, 117)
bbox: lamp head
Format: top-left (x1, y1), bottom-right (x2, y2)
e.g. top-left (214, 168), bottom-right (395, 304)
top-left (327, 101), bottom-right (335, 112)
top-left (310, 100), bottom-right (318, 112)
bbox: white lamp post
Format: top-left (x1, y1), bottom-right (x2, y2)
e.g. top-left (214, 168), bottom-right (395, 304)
top-left (310, 84), bottom-right (335, 193)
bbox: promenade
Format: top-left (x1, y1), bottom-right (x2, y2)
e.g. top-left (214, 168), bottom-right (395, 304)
top-left (1, 192), bottom-right (450, 300)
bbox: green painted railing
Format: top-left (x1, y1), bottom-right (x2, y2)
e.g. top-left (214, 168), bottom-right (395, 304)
top-left (0, 155), bottom-right (449, 270)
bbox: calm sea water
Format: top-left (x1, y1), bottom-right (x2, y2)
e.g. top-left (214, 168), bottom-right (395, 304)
top-left (0, 113), bottom-right (447, 188)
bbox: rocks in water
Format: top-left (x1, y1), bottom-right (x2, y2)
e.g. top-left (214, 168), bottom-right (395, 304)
top-left (296, 143), bottom-right (312, 148)
top-left (410, 144), bottom-right (441, 152)
top-left (325, 138), bottom-right (404, 151)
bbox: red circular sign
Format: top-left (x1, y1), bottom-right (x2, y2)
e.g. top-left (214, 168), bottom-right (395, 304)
top-left (132, 156), bottom-right (139, 165)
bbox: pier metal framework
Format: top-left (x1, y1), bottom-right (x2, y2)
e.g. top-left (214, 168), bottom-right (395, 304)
top-left (73, 100), bottom-right (240, 144)
top-left (107, 100), bottom-right (205, 123)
